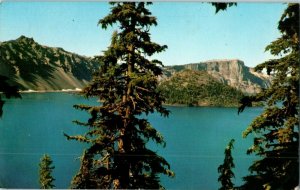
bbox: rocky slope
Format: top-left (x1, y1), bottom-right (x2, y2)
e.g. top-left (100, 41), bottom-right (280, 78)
top-left (0, 36), bottom-right (99, 91)
top-left (164, 59), bottom-right (271, 94)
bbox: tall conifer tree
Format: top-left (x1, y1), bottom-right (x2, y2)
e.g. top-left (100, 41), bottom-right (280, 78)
top-left (65, 2), bottom-right (174, 189)
top-left (238, 3), bottom-right (299, 189)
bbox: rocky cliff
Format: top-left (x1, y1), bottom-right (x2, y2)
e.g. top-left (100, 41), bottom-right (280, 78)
top-left (164, 59), bottom-right (271, 94)
top-left (0, 36), bottom-right (99, 91)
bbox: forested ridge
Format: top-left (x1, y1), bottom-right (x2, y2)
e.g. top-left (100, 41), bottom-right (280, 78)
top-left (158, 70), bottom-right (244, 107)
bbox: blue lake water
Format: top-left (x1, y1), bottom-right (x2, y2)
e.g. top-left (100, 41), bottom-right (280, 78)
top-left (0, 93), bottom-right (260, 189)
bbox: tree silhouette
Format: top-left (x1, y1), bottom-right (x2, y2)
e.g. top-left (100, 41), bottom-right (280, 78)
top-left (239, 3), bottom-right (299, 190)
top-left (65, 2), bottom-right (174, 189)
top-left (211, 3), bottom-right (237, 13)
top-left (218, 139), bottom-right (235, 190)
top-left (0, 75), bottom-right (21, 118)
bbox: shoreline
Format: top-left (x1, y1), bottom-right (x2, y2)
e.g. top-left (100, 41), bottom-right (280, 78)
top-left (12, 89), bottom-right (262, 108)
top-left (17, 91), bottom-right (241, 108)
top-left (18, 88), bottom-right (82, 93)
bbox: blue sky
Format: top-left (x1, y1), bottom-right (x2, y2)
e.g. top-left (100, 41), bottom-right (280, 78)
top-left (0, 2), bottom-right (286, 67)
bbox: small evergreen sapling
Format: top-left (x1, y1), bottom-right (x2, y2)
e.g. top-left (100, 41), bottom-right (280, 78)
top-left (39, 154), bottom-right (55, 189)
top-left (218, 139), bottom-right (235, 190)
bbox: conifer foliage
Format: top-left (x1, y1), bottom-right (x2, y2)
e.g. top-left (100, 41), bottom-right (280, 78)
top-left (0, 75), bottom-right (21, 118)
top-left (218, 139), bottom-right (235, 190)
top-left (65, 2), bottom-right (174, 189)
top-left (211, 3), bottom-right (236, 13)
top-left (239, 3), bottom-right (299, 189)
top-left (39, 154), bottom-right (55, 189)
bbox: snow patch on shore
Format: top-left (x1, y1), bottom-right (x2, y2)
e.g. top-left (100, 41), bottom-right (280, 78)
top-left (19, 88), bottom-right (82, 93)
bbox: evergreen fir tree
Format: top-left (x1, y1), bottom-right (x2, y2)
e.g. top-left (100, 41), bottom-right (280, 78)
top-left (218, 139), bottom-right (235, 190)
top-left (238, 3), bottom-right (299, 190)
top-left (39, 154), bottom-right (55, 189)
top-left (0, 75), bottom-right (21, 118)
top-left (65, 2), bottom-right (174, 189)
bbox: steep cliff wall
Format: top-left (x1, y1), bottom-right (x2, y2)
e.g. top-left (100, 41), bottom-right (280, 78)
top-left (165, 59), bottom-right (271, 94)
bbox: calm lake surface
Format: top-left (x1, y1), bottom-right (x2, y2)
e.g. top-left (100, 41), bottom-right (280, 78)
top-left (0, 93), bottom-right (261, 189)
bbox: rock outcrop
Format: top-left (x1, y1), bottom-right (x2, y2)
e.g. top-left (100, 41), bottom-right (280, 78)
top-left (164, 59), bottom-right (271, 94)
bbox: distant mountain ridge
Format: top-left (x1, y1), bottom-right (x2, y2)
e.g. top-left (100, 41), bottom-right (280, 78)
top-left (164, 59), bottom-right (271, 94)
top-left (0, 36), bottom-right (271, 100)
top-left (0, 36), bottom-right (99, 91)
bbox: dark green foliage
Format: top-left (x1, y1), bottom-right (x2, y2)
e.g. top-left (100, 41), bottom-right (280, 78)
top-left (218, 139), bottom-right (235, 190)
top-left (158, 70), bottom-right (244, 107)
top-left (238, 4), bottom-right (299, 190)
top-left (211, 2), bottom-right (237, 13)
top-left (39, 154), bottom-right (55, 189)
top-left (66, 2), bottom-right (173, 189)
top-left (69, 150), bottom-right (104, 188)
top-left (0, 75), bottom-right (21, 118)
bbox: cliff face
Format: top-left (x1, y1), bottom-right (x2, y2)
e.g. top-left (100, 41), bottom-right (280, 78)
top-left (0, 36), bottom-right (99, 91)
top-left (165, 59), bottom-right (271, 94)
